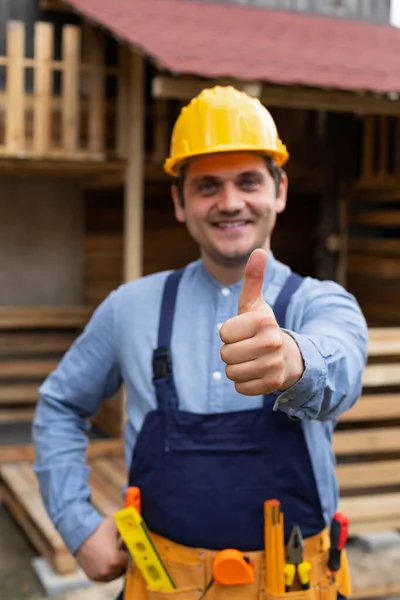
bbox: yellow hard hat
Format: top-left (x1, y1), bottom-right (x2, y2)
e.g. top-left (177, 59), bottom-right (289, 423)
top-left (163, 86), bottom-right (289, 177)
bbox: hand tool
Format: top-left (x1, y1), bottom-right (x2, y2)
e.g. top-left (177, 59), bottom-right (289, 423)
top-left (284, 525), bottom-right (311, 592)
top-left (114, 504), bottom-right (176, 591)
top-left (125, 485), bottom-right (141, 512)
top-left (213, 549), bottom-right (254, 586)
top-left (264, 499), bottom-right (285, 594)
top-left (328, 512), bottom-right (349, 580)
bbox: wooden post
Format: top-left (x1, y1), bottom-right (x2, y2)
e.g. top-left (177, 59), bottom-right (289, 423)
top-left (116, 44), bottom-right (130, 159)
top-left (123, 50), bottom-right (145, 283)
top-left (362, 115), bottom-right (374, 183)
top-left (33, 22), bottom-right (53, 156)
top-left (62, 25), bottom-right (81, 154)
top-left (88, 25), bottom-right (105, 155)
top-left (378, 115), bottom-right (388, 181)
top-left (152, 97), bottom-right (168, 164)
top-left (6, 21), bottom-right (25, 154)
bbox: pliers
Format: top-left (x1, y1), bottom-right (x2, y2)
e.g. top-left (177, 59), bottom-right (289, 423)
top-left (284, 526), bottom-right (312, 592)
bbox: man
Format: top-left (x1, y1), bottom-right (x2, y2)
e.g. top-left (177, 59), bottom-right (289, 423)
top-left (33, 86), bottom-right (367, 599)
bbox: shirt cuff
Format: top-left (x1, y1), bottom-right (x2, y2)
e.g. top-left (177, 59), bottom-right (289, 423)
top-left (56, 502), bottom-right (104, 556)
top-left (274, 330), bottom-right (328, 419)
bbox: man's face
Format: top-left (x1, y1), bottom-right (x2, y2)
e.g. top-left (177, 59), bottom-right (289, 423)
top-left (172, 152), bottom-right (288, 268)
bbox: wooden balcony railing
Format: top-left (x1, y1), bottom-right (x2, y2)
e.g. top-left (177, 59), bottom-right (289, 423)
top-left (0, 20), bottom-right (123, 161)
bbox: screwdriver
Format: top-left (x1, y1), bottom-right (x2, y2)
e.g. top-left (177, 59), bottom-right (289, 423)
top-left (328, 512), bottom-right (349, 580)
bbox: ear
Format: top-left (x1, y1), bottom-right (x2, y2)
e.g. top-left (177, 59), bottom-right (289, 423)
top-left (171, 185), bottom-right (186, 223)
top-left (275, 171), bottom-right (288, 214)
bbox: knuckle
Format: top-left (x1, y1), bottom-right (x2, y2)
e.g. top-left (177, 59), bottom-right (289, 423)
top-left (220, 345), bottom-right (228, 363)
top-left (225, 365), bottom-right (235, 381)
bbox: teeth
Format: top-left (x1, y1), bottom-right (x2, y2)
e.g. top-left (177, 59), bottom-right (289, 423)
top-left (216, 221), bottom-right (246, 228)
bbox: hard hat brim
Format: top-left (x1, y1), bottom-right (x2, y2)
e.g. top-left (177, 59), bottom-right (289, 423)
top-left (164, 144), bottom-right (289, 177)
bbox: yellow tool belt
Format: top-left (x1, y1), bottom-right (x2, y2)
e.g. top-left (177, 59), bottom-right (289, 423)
top-left (122, 529), bottom-right (351, 600)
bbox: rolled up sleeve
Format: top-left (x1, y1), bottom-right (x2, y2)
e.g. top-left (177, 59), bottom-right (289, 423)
top-left (32, 291), bottom-right (122, 554)
top-left (275, 280), bottom-right (368, 421)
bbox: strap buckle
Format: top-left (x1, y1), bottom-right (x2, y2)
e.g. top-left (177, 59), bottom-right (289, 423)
top-left (152, 346), bottom-right (171, 381)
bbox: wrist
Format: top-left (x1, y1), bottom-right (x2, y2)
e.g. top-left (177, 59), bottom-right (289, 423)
top-left (280, 330), bottom-right (305, 391)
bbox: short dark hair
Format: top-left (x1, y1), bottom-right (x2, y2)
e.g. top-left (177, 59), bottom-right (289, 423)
top-left (175, 155), bottom-right (283, 206)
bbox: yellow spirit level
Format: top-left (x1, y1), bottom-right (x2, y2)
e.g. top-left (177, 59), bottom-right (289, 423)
top-left (114, 506), bottom-right (176, 591)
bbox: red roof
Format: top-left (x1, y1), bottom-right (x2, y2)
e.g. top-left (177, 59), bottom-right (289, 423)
top-left (64, 0), bottom-right (400, 94)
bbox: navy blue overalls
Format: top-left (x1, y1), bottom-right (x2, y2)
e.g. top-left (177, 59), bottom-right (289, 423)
top-left (127, 268), bottom-right (325, 551)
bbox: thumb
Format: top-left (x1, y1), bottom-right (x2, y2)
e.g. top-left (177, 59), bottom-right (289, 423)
top-left (238, 249), bottom-right (268, 314)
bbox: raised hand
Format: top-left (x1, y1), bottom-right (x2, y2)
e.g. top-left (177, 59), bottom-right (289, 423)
top-left (219, 249), bottom-right (304, 396)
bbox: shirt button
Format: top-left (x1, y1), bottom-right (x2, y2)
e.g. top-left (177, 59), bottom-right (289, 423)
top-left (212, 371), bottom-right (222, 381)
top-left (217, 322), bottom-right (223, 330)
top-left (221, 287), bottom-right (231, 297)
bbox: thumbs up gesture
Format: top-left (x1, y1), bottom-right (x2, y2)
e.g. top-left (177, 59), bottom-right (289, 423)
top-left (219, 249), bottom-right (304, 396)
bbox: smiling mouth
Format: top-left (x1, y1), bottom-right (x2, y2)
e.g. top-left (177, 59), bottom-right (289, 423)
top-left (212, 221), bottom-right (251, 228)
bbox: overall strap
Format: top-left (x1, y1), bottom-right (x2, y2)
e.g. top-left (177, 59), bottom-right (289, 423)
top-left (272, 272), bottom-right (304, 329)
top-left (152, 269), bottom-right (184, 408)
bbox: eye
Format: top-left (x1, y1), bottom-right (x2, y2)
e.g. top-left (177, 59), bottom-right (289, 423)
top-left (239, 177), bottom-right (259, 191)
top-left (199, 181), bottom-right (218, 195)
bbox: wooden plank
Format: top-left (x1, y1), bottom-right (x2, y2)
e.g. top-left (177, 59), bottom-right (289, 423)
top-left (361, 303), bottom-right (400, 325)
top-left (363, 363), bottom-right (400, 387)
top-left (368, 327), bottom-right (400, 353)
top-left (339, 492), bottom-right (400, 524)
top-left (40, 0), bottom-right (71, 11)
top-left (0, 407), bottom-right (35, 423)
top-left (62, 25), bottom-right (81, 153)
top-left (0, 483), bottom-right (76, 574)
top-left (349, 210), bottom-right (400, 228)
top-left (0, 332), bottom-right (77, 354)
top-left (333, 427), bottom-right (400, 455)
top-left (89, 468), bottom-right (123, 516)
top-left (116, 44), bottom-right (130, 158)
top-left (348, 237), bottom-right (400, 258)
top-left (336, 459), bottom-right (400, 489)
top-left (152, 98), bottom-right (168, 164)
top-left (0, 359), bottom-right (58, 379)
top-left (361, 115), bottom-right (374, 181)
top-left (124, 50), bottom-right (145, 283)
top-left (88, 25), bottom-right (105, 154)
top-left (338, 394), bottom-right (400, 422)
top-left (0, 462), bottom-right (69, 549)
top-left (5, 21), bottom-right (25, 154)
top-left (33, 22), bottom-right (53, 155)
top-left (91, 456), bottom-right (126, 491)
top-left (351, 583), bottom-right (400, 600)
top-left (347, 255), bottom-right (400, 279)
top-left (0, 384), bottom-right (38, 405)
top-left (0, 438), bottom-right (123, 463)
top-left (378, 115), bottom-right (389, 178)
top-left (0, 306), bottom-right (91, 329)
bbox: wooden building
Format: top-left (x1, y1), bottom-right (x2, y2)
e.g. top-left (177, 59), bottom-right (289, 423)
top-left (1, 1), bottom-right (400, 596)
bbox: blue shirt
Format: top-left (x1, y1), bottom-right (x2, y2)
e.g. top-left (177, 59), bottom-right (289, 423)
top-left (32, 254), bottom-right (368, 555)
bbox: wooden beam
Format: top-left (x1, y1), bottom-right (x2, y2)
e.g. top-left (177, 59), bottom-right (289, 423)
top-left (116, 44), bottom-right (130, 159)
top-left (152, 76), bottom-right (261, 101)
top-left (34, 22), bottom-right (53, 155)
top-left (0, 438), bottom-right (123, 463)
top-left (0, 306), bottom-right (92, 329)
top-left (152, 75), bottom-right (400, 115)
top-left (62, 25), bottom-right (81, 153)
top-left (124, 50), bottom-right (145, 283)
top-left (152, 97), bottom-right (169, 164)
top-left (6, 22), bottom-right (25, 154)
top-left (40, 0), bottom-right (71, 12)
top-left (338, 394), bottom-right (400, 422)
top-left (88, 25), bottom-right (105, 154)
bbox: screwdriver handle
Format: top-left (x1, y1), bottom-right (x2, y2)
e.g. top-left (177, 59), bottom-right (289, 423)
top-left (328, 512), bottom-right (349, 573)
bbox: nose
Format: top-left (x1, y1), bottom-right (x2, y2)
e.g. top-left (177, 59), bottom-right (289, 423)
top-left (216, 182), bottom-right (246, 213)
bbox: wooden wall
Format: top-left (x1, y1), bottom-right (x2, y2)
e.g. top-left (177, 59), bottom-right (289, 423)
top-left (346, 115), bottom-right (400, 326)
